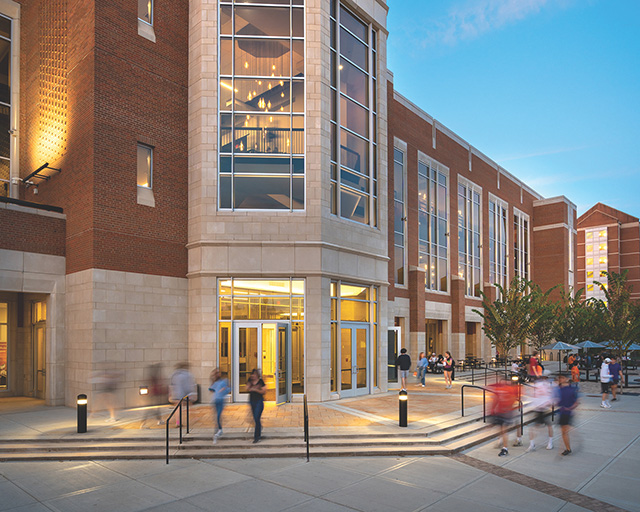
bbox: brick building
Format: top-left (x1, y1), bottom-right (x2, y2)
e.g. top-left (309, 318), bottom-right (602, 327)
top-left (577, 203), bottom-right (640, 302)
top-left (0, 0), bottom-right (576, 407)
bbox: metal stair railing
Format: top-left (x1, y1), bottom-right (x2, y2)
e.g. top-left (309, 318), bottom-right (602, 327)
top-left (165, 395), bottom-right (190, 464)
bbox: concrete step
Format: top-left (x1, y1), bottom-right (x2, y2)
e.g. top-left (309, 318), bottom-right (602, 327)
top-left (0, 409), bottom-right (544, 461)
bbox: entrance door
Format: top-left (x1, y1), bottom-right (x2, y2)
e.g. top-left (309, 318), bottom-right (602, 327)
top-left (340, 323), bottom-right (369, 397)
top-left (34, 324), bottom-right (46, 399)
top-left (387, 327), bottom-right (401, 383)
top-left (233, 322), bottom-right (290, 403)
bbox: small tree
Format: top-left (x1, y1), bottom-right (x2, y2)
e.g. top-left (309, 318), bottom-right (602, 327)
top-left (553, 286), bottom-right (593, 348)
top-left (474, 276), bottom-right (538, 370)
top-left (592, 270), bottom-right (640, 358)
top-left (528, 284), bottom-right (559, 353)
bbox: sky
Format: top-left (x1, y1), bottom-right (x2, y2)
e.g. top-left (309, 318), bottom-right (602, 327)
top-left (386, 0), bottom-right (640, 219)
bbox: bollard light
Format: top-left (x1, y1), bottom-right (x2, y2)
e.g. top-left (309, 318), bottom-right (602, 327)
top-left (139, 386), bottom-right (149, 396)
top-left (511, 375), bottom-right (519, 382)
top-left (77, 394), bottom-right (87, 434)
top-left (399, 389), bottom-right (408, 427)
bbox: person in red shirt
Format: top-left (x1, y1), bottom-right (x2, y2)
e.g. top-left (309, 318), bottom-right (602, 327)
top-left (488, 378), bottom-right (521, 456)
top-left (528, 351), bottom-right (542, 380)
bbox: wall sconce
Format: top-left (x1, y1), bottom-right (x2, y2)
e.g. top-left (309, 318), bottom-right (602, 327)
top-left (139, 386), bottom-right (149, 396)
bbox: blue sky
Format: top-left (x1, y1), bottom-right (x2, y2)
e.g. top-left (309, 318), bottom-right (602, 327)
top-left (387, 0), bottom-right (640, 219)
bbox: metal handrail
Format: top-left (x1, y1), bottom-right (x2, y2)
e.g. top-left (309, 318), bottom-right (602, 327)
top-left (461, 384), bottom-right (526, 434)
top-left (165, 395), bottom-right (190, 464)
top-left (303, 394), bottom-right (310, 462)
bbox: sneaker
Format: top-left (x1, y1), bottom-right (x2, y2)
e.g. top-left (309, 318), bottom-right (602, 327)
top-left (214, 430), bottom-right (223, 438)
top-left (600, 402), bottom-right (607, 408)
top-left (253, 438), bottom-right (261, 444)
top-left (611, 398), bottom-right (617, 401)
top-left (421, 384), bottom-right (425, 387)
top-left (513, 439), bottom-right (523, 447)
top-left (605, 402), bottom-right (612, 408)
top-left (498, 448), bottom-right (509, 457)
top-left (561, 449), bottom-right (572, 456)
top-left (526, 444), bottom-right (536, 453)
top-left (546, 441), bottom-right (553, 450)
top-left (212, 436), bottom-right (218, 445)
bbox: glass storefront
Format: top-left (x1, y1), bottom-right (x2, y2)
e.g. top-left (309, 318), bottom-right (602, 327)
top-left (218, 1), bottom-right (305, 210)
top-left (330, 281), bottom-right (378, 396)
top-left (218, 279), bottom-right (304, 402)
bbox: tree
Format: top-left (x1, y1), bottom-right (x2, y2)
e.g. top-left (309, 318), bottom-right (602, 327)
top-left (528, 284), bottom-right (559, 353)
top-left (553, 287), bottom-right (593, 347)
top-left (592, 270), bottom-right (640, 358)
top-left (473, 276), bottom-right (538, 369)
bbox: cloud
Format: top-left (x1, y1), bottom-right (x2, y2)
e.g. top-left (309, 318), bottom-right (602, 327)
top-left (419, 0), bottom-right (554, 47)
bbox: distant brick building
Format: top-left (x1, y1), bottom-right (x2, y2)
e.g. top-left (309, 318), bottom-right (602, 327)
top-left (0, 0), bottom-right (577, 407)
top-left (577, 203), bottom-right (640, 301)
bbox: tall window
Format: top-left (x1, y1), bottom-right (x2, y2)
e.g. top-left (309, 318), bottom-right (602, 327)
top-left (489, 196), bottom-right (508, 290)
top-left (0, 15), bottom-right (11, 198)
top-left (585, 227), bottom-right (607, 299)
top-left (330, 1), bottom-right (377, 225)
top-left (138, 0), bottom-right (153, 25)
top-left (418, 158), bottom-right (448, 292)
top-left (513, 209), bottom-right (530, 280)
top-left (218, 1), bottom-right (305, 210)
top-left (137, 144), bottom-right (153, 188)
top-left (0, 303), bottom-right (7, 389)
top-left (458, 179), bottom-right (481, 297)
top-left (393, 148), bottom-right (405, 286)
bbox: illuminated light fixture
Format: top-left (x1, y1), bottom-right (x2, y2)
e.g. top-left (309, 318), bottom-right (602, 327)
top-left (339, 64), bottom-right (343, 70)
top-left (272, 64), bottom-right (276, 70)
top-left (139, 386), bottom-right (149, 396)
top-left (246, 114), bottom-right (250, 119)
top-left (279, 80), bottom-right (284, 86)
top-left (269, 116), bottom-right (273, 122)
top-left (281, 92), bottom-right (285, 97)
top-left (244, 61), bottom-right (249, 68)
top-left (268, 83), bottom-right (272, 89)
top-left (258, 81), bottom-right (262, 85)
top-left (76, 395), bottom-right (88, 405)
top-left (267, 101), bottom-right (271, 109)
top-left (280, 106), bottom-right (284, 111)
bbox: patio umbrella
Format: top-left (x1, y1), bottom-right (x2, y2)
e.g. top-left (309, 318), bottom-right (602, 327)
top-left (576, 340), bottom-right (605, 349)
top-left (626, 343), bottom-right (640, 351)
top-left (541, 342), bottom-right (580, 375)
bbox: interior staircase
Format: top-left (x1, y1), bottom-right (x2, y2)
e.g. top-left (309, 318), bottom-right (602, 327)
top-left (0, 409), bottom-right (544, 462)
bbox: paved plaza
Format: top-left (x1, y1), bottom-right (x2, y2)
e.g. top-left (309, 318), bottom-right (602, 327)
top-left (1, 374), bottom-right (639, 511)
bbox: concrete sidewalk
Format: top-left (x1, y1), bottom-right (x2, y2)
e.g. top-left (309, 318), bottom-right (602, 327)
top-left (0, 379), bottom-right (638, 511)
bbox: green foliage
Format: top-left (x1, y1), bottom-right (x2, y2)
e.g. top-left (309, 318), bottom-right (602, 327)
top-left (592, 270), bottom-right (640, 356)
top-left (473, 276), bottom-right (539, 359)
top-left (528, 284), bottom-right (559, 352)
top-left (552, 287), bottom-right (594, 345)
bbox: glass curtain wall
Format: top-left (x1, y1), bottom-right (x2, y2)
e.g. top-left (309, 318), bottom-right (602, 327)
top-left (489, 197), bottom-right (508, 290)
top-left (584, 228), bottom-right (607, 299)
top-left (393, 148), bottom-right (405, 285)
top-left (218, 279), bottom-right (305, 394)
top-left (513, 209), bottom-right (530, 281)
top-left (330, 281), bottom-right (378, 392)
top-left (329, 1), bottom-right (377, 226)
top-left (418, 159), bottom-right (448, 292)
top-left (0, 15), bottom-right (11, 197)
top-left (458, 180), bottom-right (482, 297)
top-left (219, 0), bottom-right (305, 210)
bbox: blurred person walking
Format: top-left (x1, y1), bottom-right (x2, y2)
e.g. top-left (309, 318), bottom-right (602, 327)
top-left (488, 377), bottom-right (520, 456)
top-left (246, 369), bottom-right (266, 443)
top-left (528, 351), bottom-right (542, 380)
top-left (600, 357), bottom-right (612, 408)
top-left (526, 370), bottom-right (554, 452)
top-left (140, 363), bottom-right (163, 428)
top-left (168, 362), bottom-right (197, 426)
top-left (91, 369), bottom-right (121, 423)
top-left (209, 368), bottom-right (229, 443)
top-left (556, 374), bottom-right (579, 455)
top-left (609, 356), bottom-right (623, 400)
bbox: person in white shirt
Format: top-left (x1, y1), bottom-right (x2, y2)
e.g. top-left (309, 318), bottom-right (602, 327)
top-left (526, 370), bottom-right (555, 452)
top-left (600, 357), bottom-right (612, 408)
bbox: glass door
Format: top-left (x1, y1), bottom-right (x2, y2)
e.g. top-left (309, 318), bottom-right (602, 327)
top-left (233, 323), bottom-right (260, 402)
top-left (387, 327), bottom-right (401, 383)
top-left (232, 322), bottom-right (291, 403)
top-left (340, 323), bottom-right (369, 397)
top-left (276, 323), bottom-right (291, 404)
top-left (34, 325), bottom-right (46, 399)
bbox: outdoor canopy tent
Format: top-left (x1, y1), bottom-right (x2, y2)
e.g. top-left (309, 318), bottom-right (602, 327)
top-left (576, 340), bottom-right (605, 349)
top-left (541, 341), bottom-right (580, 374)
